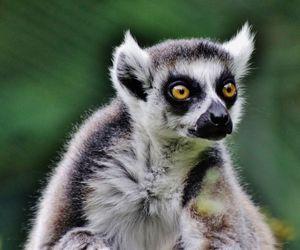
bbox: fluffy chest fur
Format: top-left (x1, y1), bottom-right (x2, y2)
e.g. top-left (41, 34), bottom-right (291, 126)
top-left (84, 133), bottom-right (206, 250)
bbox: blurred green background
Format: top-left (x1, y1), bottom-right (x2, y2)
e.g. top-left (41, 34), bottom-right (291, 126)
top-left (0, 0), bottom-right (299, 249)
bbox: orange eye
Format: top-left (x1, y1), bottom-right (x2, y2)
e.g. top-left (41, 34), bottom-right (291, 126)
top-left (222, 83), bottom-right (237, 98)
top-left (171, 85), bottom-right (190, 100)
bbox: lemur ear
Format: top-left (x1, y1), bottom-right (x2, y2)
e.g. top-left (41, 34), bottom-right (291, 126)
top-left (111, 31), bottom-right (151, 101)
top-left (222, 23), bottom-right (255, 79)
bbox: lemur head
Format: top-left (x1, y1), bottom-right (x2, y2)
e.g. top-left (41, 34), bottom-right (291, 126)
top-left (111, 24), bottom-right (254, 142)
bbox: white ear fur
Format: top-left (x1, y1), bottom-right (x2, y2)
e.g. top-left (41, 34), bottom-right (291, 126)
top-left (222, 23), bottom-right (255, 78)
top-left (111, 31), bottom-right (151, 102)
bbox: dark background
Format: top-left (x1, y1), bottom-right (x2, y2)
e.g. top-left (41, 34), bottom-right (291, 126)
top-left (0, 0), bottom-right (299, 249)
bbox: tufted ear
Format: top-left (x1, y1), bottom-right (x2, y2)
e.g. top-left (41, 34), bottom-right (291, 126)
top-left (111, 31), bottom-right (151, 102)
top-left (222, 23), bottom-right (255, 79)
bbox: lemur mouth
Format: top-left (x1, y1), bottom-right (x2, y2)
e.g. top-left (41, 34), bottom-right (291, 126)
top-left (188, 122), bottom-right (232, 141)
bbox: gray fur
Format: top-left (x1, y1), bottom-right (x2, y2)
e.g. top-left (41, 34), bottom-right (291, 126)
top-left (147, 39), bottom-right (231, 68)
top-left (25, 24), bottom-right (276, 250)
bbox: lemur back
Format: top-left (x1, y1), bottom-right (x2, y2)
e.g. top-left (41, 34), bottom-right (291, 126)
top-left (25, 24), bottom-right (276, 250)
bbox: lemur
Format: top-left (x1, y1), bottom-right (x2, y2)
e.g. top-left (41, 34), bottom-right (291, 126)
top-left (25, 24), bottom-right (276, 250)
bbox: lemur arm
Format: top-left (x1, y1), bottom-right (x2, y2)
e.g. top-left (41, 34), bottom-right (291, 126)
top-left (52, 228), bottom-right (109, 250)
top-left (25, 160), bottom-right (109, 250)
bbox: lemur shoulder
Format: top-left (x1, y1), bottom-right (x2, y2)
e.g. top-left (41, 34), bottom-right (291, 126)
top-left (25, 24), bottom-right (276, 250)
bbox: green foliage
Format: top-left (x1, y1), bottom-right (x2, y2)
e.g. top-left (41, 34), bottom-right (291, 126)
top-left (0, 0), bottom-right (299, 249)
top-left (263, 208), bottom-right (296, 247)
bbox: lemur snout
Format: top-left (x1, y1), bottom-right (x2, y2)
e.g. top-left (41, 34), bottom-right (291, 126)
top-left (189, 101), bottom-right (232, 140)
top-left (209, 101), bottom-right (230, 126)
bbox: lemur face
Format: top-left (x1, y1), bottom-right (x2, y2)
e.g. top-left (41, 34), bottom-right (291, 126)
top-left (149, 51), bottom-right (237, 141)
top-left (112, 24), bottom-right (254, 141)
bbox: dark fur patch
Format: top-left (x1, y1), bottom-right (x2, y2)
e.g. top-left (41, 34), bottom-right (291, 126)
top-left (163, 73), bottom-right (206, 115)
top-left (148, 39), bottom-right (231, 68)
top-left (182, 147), bottom-right (223, 207)
top-left (116, 53), bottom-right (147, 101)
top-left (62, 100), bottom-right (132, 237)
top-left (172, 236), bottom-right (184, 250)
top-left (215, 70), bottom-right (237, 108)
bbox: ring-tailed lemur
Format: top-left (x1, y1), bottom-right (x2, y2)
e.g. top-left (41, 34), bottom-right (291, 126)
top-left (25, 24), bottom-right (276, 250)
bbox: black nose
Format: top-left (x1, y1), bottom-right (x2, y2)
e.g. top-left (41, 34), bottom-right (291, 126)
top-left (210, 111), bottom-right (229, 126)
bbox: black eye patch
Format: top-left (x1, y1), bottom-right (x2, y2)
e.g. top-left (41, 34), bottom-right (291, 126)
top-left (163, 74), bottom-right (205, 115)
top-left (215, 70), bottom-right (237, 108)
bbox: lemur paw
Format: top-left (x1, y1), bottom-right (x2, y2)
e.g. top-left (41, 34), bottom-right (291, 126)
top-left (202, 232), bottom-right (242, 250)
top-left (53, 228), bottom-right (109, 250)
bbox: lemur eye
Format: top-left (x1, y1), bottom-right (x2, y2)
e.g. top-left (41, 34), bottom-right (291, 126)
top-left (171, 85), bottom-right (190, 100)
top-left (222, 83), bottom-right (237, 98)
